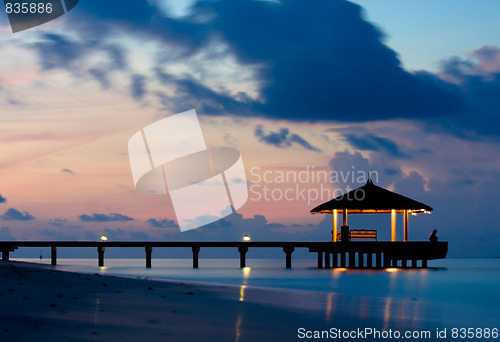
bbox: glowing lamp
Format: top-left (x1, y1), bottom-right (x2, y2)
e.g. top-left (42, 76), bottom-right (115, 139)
top-left (100, 234), bottom-right (108, 242)
top-left (243, 235), bottom-right (251, 242)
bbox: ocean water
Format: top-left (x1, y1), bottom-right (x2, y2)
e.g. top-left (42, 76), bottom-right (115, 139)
top-left (15, 257), bottom-right (500, 331)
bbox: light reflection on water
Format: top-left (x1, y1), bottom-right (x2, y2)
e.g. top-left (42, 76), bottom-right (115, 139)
top-left (15, 258), bottom-right (500, 328)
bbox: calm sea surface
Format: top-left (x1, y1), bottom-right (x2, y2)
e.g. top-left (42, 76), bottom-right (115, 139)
top-left (15, 257), bottom-right (500, 330)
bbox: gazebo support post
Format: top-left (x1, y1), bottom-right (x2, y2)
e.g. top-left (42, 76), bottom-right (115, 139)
top-left (391, 209), bottom-right (396, 241)
top-left (340, 251), bottom-right (346, 268)
top-left (332, 209), bottom-right (338, 242)
top-left (403, 210), bottom-right (409, 242)
top-left (343, 209), bottom-right (348, 226)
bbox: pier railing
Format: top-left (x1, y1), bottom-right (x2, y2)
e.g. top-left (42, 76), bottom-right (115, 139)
top-left (0, 241), bottom-right (447, 269)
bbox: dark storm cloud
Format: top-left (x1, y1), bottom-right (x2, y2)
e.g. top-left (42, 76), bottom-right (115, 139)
top-left (155, 68), bottom-right (252, 115)
top-left (63, 0), bottom-right (463, 120)
top-left (254, 125), bottom-right (322, 152)
top-left (437, 47), bottom-right (500, 138)
top-left (27, 0), bottom-right (500, 138)
top-left (1, 208), bottom-right (35, 221)
top-left (70, 0), bottom-right (210, 57)
top-left (0, 194), bottom-right (6, 203)
top-left (79, 213), bottom-right (134, 222)
top-left (206, 0), bottom-right (463, 121)
top-left (344, 134), bottom-right (409, 158)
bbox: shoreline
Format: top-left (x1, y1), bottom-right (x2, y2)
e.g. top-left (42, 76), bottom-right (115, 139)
top-left (0, 260), bottom-right (355, 342)
top-left (2, 259), bottom-right (497, 341)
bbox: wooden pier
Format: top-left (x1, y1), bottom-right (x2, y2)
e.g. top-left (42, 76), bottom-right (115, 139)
top-left (0, 241), bottom-right (447, 269)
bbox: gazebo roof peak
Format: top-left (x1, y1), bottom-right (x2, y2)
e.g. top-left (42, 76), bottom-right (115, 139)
top-left (310, 179), bottom-right (432, 215)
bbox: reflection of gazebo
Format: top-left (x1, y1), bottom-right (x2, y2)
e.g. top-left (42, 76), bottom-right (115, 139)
top-left (310, 179), bottom-right (433, 242)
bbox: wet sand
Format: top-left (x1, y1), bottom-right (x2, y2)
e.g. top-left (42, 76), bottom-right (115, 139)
top-left (0, 261), bottom-right (343, 342)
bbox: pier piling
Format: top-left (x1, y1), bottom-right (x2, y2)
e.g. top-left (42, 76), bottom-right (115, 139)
top-left (145, 246), bottom-right (152, 268)
top-left (98, 246), bottom-right (105, 267)
top-left (238, 246), bottom-right (248, 268)
top-left (0, 241), bottom-right (447, 270)
top-left (51, 246), bottom-right (57, 265)
top-left (192, 246), bottom-right (200, 268)
top-left (283, 246), bottom-right (294, 268)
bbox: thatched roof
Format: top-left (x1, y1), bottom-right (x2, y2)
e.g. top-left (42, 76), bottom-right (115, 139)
top-left (310, 179), bottom-right (432, 214)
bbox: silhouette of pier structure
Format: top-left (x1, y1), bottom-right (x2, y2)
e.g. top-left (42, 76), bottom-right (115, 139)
top-left (0, 240), bottom-right (447, 269)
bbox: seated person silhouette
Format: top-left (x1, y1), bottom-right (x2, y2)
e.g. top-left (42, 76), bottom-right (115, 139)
top-left (429, 229), bottom-right (438, 242)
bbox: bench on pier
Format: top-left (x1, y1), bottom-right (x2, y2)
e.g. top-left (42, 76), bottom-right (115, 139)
top-left (336, 229), bottom-right (377, 241)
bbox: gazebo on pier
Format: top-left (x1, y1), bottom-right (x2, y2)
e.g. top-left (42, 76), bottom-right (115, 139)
top-left (310, 179), bottom-right (433, 242)
top-left (309, 179), bottom-right (447, 268)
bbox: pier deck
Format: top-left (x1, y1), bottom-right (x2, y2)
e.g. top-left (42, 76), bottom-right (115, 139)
top-left (0, 241), bottom-right (448, 269)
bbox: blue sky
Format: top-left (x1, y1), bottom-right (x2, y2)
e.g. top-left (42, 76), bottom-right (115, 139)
top-left (351, 0), bottom-right (500, 71)
top-left (0, 0), bottom-right (499, 258)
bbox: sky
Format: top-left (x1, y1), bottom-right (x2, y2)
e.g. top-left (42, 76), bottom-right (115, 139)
top-left (0, 0), bottom-right (499, 258)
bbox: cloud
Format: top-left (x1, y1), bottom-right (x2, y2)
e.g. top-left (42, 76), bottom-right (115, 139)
top-left (29, 33), bottom-right (126, 72)
top-left (394, 171), bottom-right (427, 199)
top-left (61, 168), bottom-right (74, 174)
top-left (344, 134), bottom-right (409, 158)
top-left (155, 70), bottom-right (253, 116)
top-left (27, 32), bottom-right (128, 92)
top-left (0, 194), bottom-right (6, 203)
top-left (102, 228), bottom-right (152, 241)
top-left (255, 125), bottom-right (321, 152)
top-left (43, 0), bottom-right (462, 122)
top-left (1, 208), bottom-right (35, 221)
top-left (23, 0), bottom-right (500, 139)
top-left (211, 0), bottom-right (463, 120)
top-left (437, 46), bottom-right (500, 138)
top-left (329, 150), bottom-right (402, 189)
top-left (88, 68), bottom-right (111, 89)
top-left (130, 74), bottom-right (147, 101)
top-left (147, 218), bottom-right (177, 228)
top-left (168, 211), bottom-right (318, 242)
top-left (78, 213), bottom-right (134, 222)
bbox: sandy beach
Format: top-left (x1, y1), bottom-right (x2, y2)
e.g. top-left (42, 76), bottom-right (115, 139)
top-left (0, 260), bottom-right (348, 342)
top-left (3, 259), bottom-right (495, 342)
